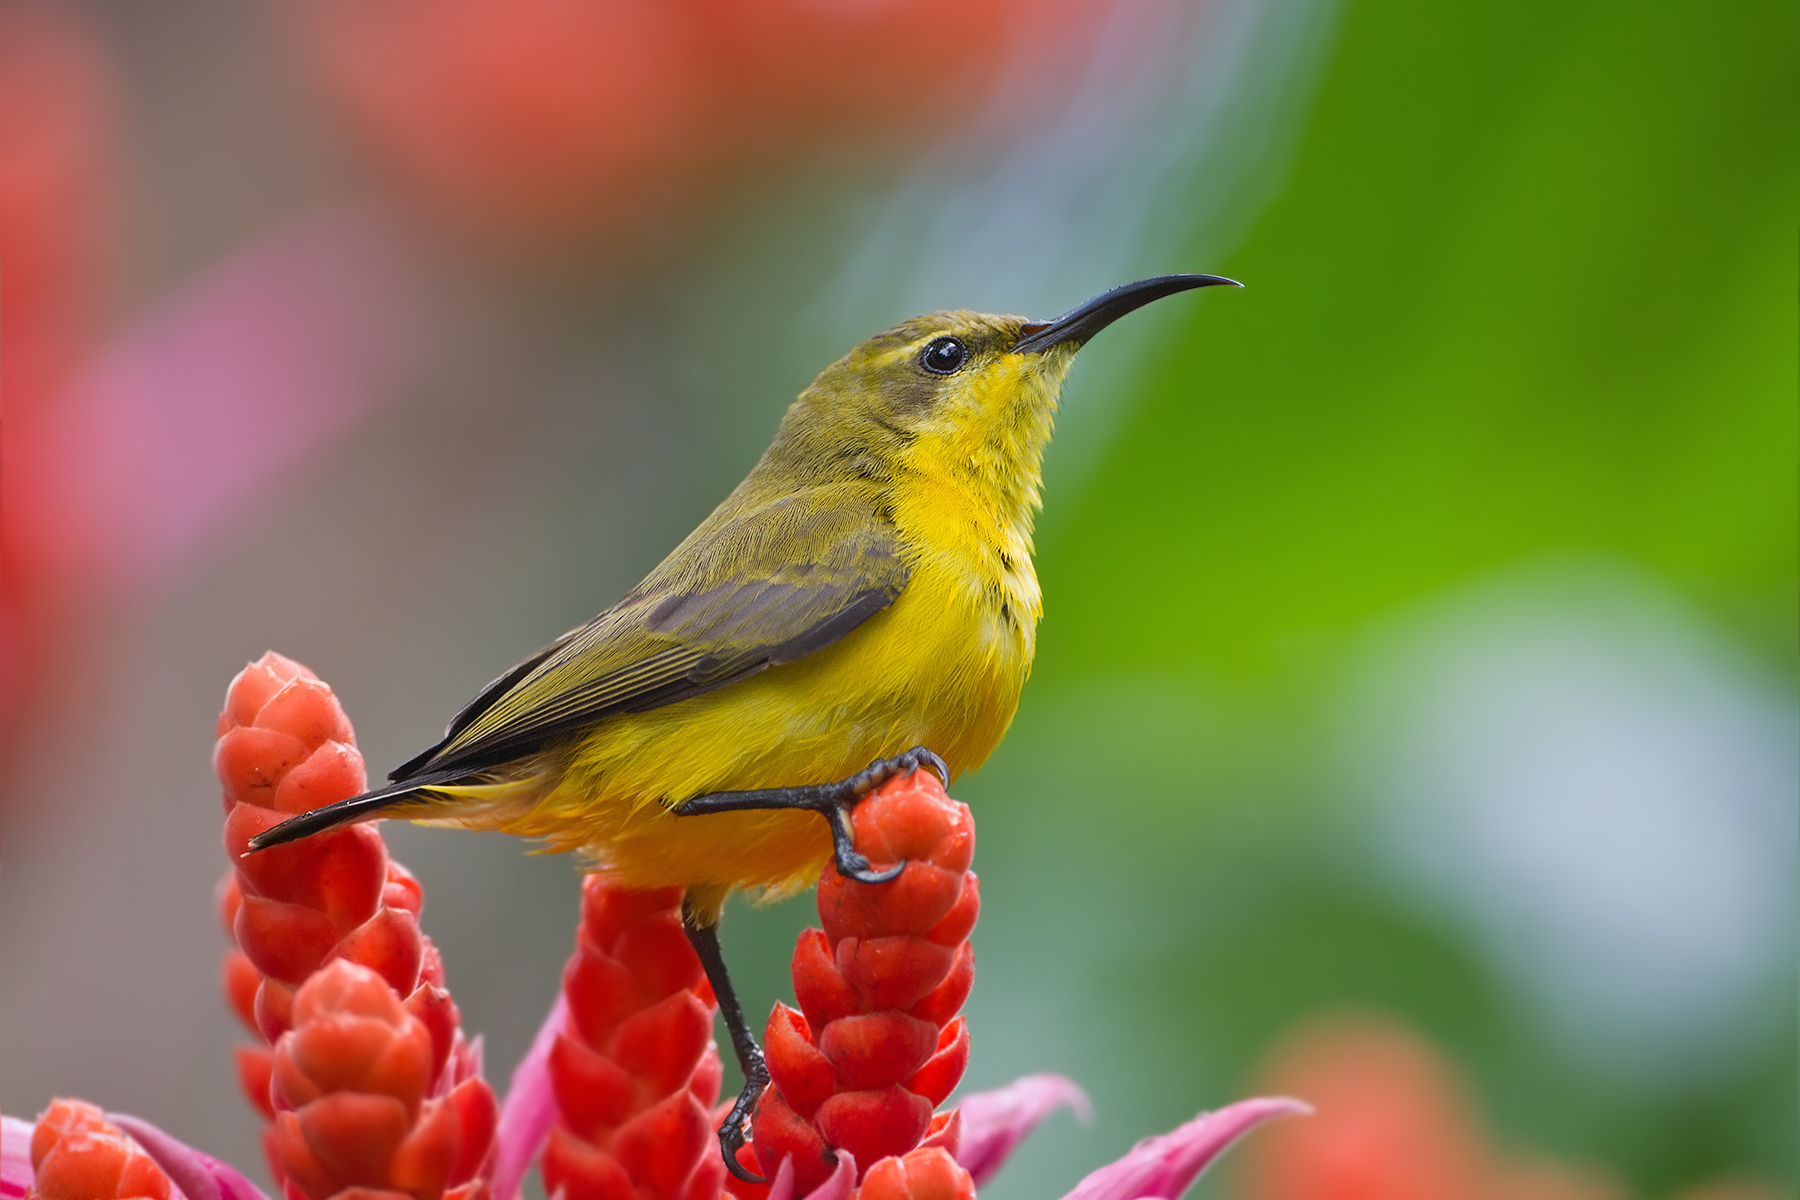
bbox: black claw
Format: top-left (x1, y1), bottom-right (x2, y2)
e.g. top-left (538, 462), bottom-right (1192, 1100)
top-left (827, 805), bottom-right (906, 883)
top-left (718, 1075), bottom-right (768, 1184)
top-left (835, 846), bottom-right (906, 884)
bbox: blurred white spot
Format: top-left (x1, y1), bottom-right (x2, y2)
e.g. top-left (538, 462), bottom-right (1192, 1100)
top-left (1342, 561), bottom-right (1797, 1083)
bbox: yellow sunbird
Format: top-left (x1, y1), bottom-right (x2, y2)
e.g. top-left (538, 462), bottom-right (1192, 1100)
top-left (250, 274), bottom-right (1239, 1173)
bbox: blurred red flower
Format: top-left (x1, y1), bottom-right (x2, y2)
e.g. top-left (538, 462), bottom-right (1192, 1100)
top-left (1235, 1016), bottom-right (1626, 1200)
top-left (0, 0), bottom-right (124, 735)
top-left (287, 0), bottom-right (1109, 251)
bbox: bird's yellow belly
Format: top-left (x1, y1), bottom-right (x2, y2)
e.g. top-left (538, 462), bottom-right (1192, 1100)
top-left (488, 559), bottom-right (1032, 896)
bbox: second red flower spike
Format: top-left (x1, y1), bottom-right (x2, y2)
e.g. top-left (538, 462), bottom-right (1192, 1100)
top-left (743, 770), bottom-right (979, 1197)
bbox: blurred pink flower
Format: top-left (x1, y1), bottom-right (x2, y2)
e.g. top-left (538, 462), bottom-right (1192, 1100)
top-left (20, 214), bottom-right (410, 597)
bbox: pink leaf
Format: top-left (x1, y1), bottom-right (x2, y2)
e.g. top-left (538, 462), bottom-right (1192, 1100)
top-left (1059, 1097), bottom-right (1310, 1200)
top-left (108, 1112), bottom-right (273, 1200)
top-left (2, 1116), bottom-right (33, 1200)
top-left (493, 991), bottom-right (568, 1200)
top-left (956, 1073), bottom-right (1093, 1186)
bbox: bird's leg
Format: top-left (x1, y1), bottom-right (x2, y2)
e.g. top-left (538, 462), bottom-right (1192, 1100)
top-left (682, 900), bottom-right (769, 1184)
top-left (673, 747), bottom-right (949, 884)
top-left (674, 748), bottom-right (947, 1175)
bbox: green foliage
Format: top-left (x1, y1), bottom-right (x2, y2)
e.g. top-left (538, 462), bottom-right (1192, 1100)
top-left (1045, 0), bottom-right (1799, 682)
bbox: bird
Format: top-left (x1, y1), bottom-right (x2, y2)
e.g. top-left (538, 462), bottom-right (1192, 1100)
top-left (247, 273), bottom-right (1239, 1176)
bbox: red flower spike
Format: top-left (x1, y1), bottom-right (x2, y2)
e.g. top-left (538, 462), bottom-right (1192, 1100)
top-left (541, 876), bottom-right (724, 1200)
top-left (25, 1101), bottom-right (175, 1200)
top-left (267, 961), bottom-right (496, 1200)
top-left (748, 770), bottom-right (980, 1192)
top-left (213, 653), bottom-right (495, 1200)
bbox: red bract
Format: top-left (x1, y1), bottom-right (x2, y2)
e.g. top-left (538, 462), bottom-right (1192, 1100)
top-left (215, 651), bottom-right (496, 1200)
top-left (541, 878), bottom-right (725, 1200)
top-left (22, 1101), bottom-right (172, 1200)
top-left (744, 770), bottom-right (978, 1196)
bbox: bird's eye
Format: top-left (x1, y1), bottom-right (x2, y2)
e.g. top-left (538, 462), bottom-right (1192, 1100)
top-left (919, 337), bottom-right (969, 375)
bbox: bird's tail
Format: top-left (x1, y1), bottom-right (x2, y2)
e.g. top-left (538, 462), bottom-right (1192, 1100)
top-left (243, 770), bottom-right (469, 853)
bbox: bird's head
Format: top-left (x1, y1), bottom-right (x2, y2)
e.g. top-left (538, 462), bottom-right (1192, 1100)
top-left (768, 275), bottom-right (1239, 504)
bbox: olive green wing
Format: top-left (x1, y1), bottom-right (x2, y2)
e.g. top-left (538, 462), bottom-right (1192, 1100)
top-left (390, 490), bottom-right (907, 782)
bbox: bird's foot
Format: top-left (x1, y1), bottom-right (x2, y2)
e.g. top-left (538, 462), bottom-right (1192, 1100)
top-left (672, 747), bottom-right (949, 885)
top-left (717, 1051), bottom-right (770, 1183)
top-left (823, 747), bottom-right (948, 883)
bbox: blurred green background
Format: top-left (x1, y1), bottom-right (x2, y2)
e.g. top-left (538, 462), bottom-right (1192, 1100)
top-left (2, 1), bottom-right (1793, 1198)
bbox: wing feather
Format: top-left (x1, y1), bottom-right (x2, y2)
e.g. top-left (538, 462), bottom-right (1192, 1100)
top-left (390, 488), bottom-right (907, 780)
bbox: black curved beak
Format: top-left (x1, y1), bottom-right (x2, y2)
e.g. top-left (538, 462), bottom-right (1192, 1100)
top-left (1013, 273), bottom-right (1241, 353)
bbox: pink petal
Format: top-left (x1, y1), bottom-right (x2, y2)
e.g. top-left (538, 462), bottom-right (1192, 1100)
top-left (764, 1156), bottom-right (797, 1200)
top-left (956, 1073), bottom-right (1093, 1186)
top-left (1059, 1097), bottom-right (1310, 1200)
top-left (3, 1116), bottom-right (33, 1200)
top-left (802, 1150), bottom-right (856, 1200)
top-left (108, 1112), bottom-right (272, 1200)
top-left (762, 1149), bottom-right (856, 1200)
top-left (493, 992), bottom-right (568, 1200)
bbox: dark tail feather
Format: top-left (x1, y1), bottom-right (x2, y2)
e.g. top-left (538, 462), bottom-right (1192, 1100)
top-left (244, 772), bottom-right (463, 853)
